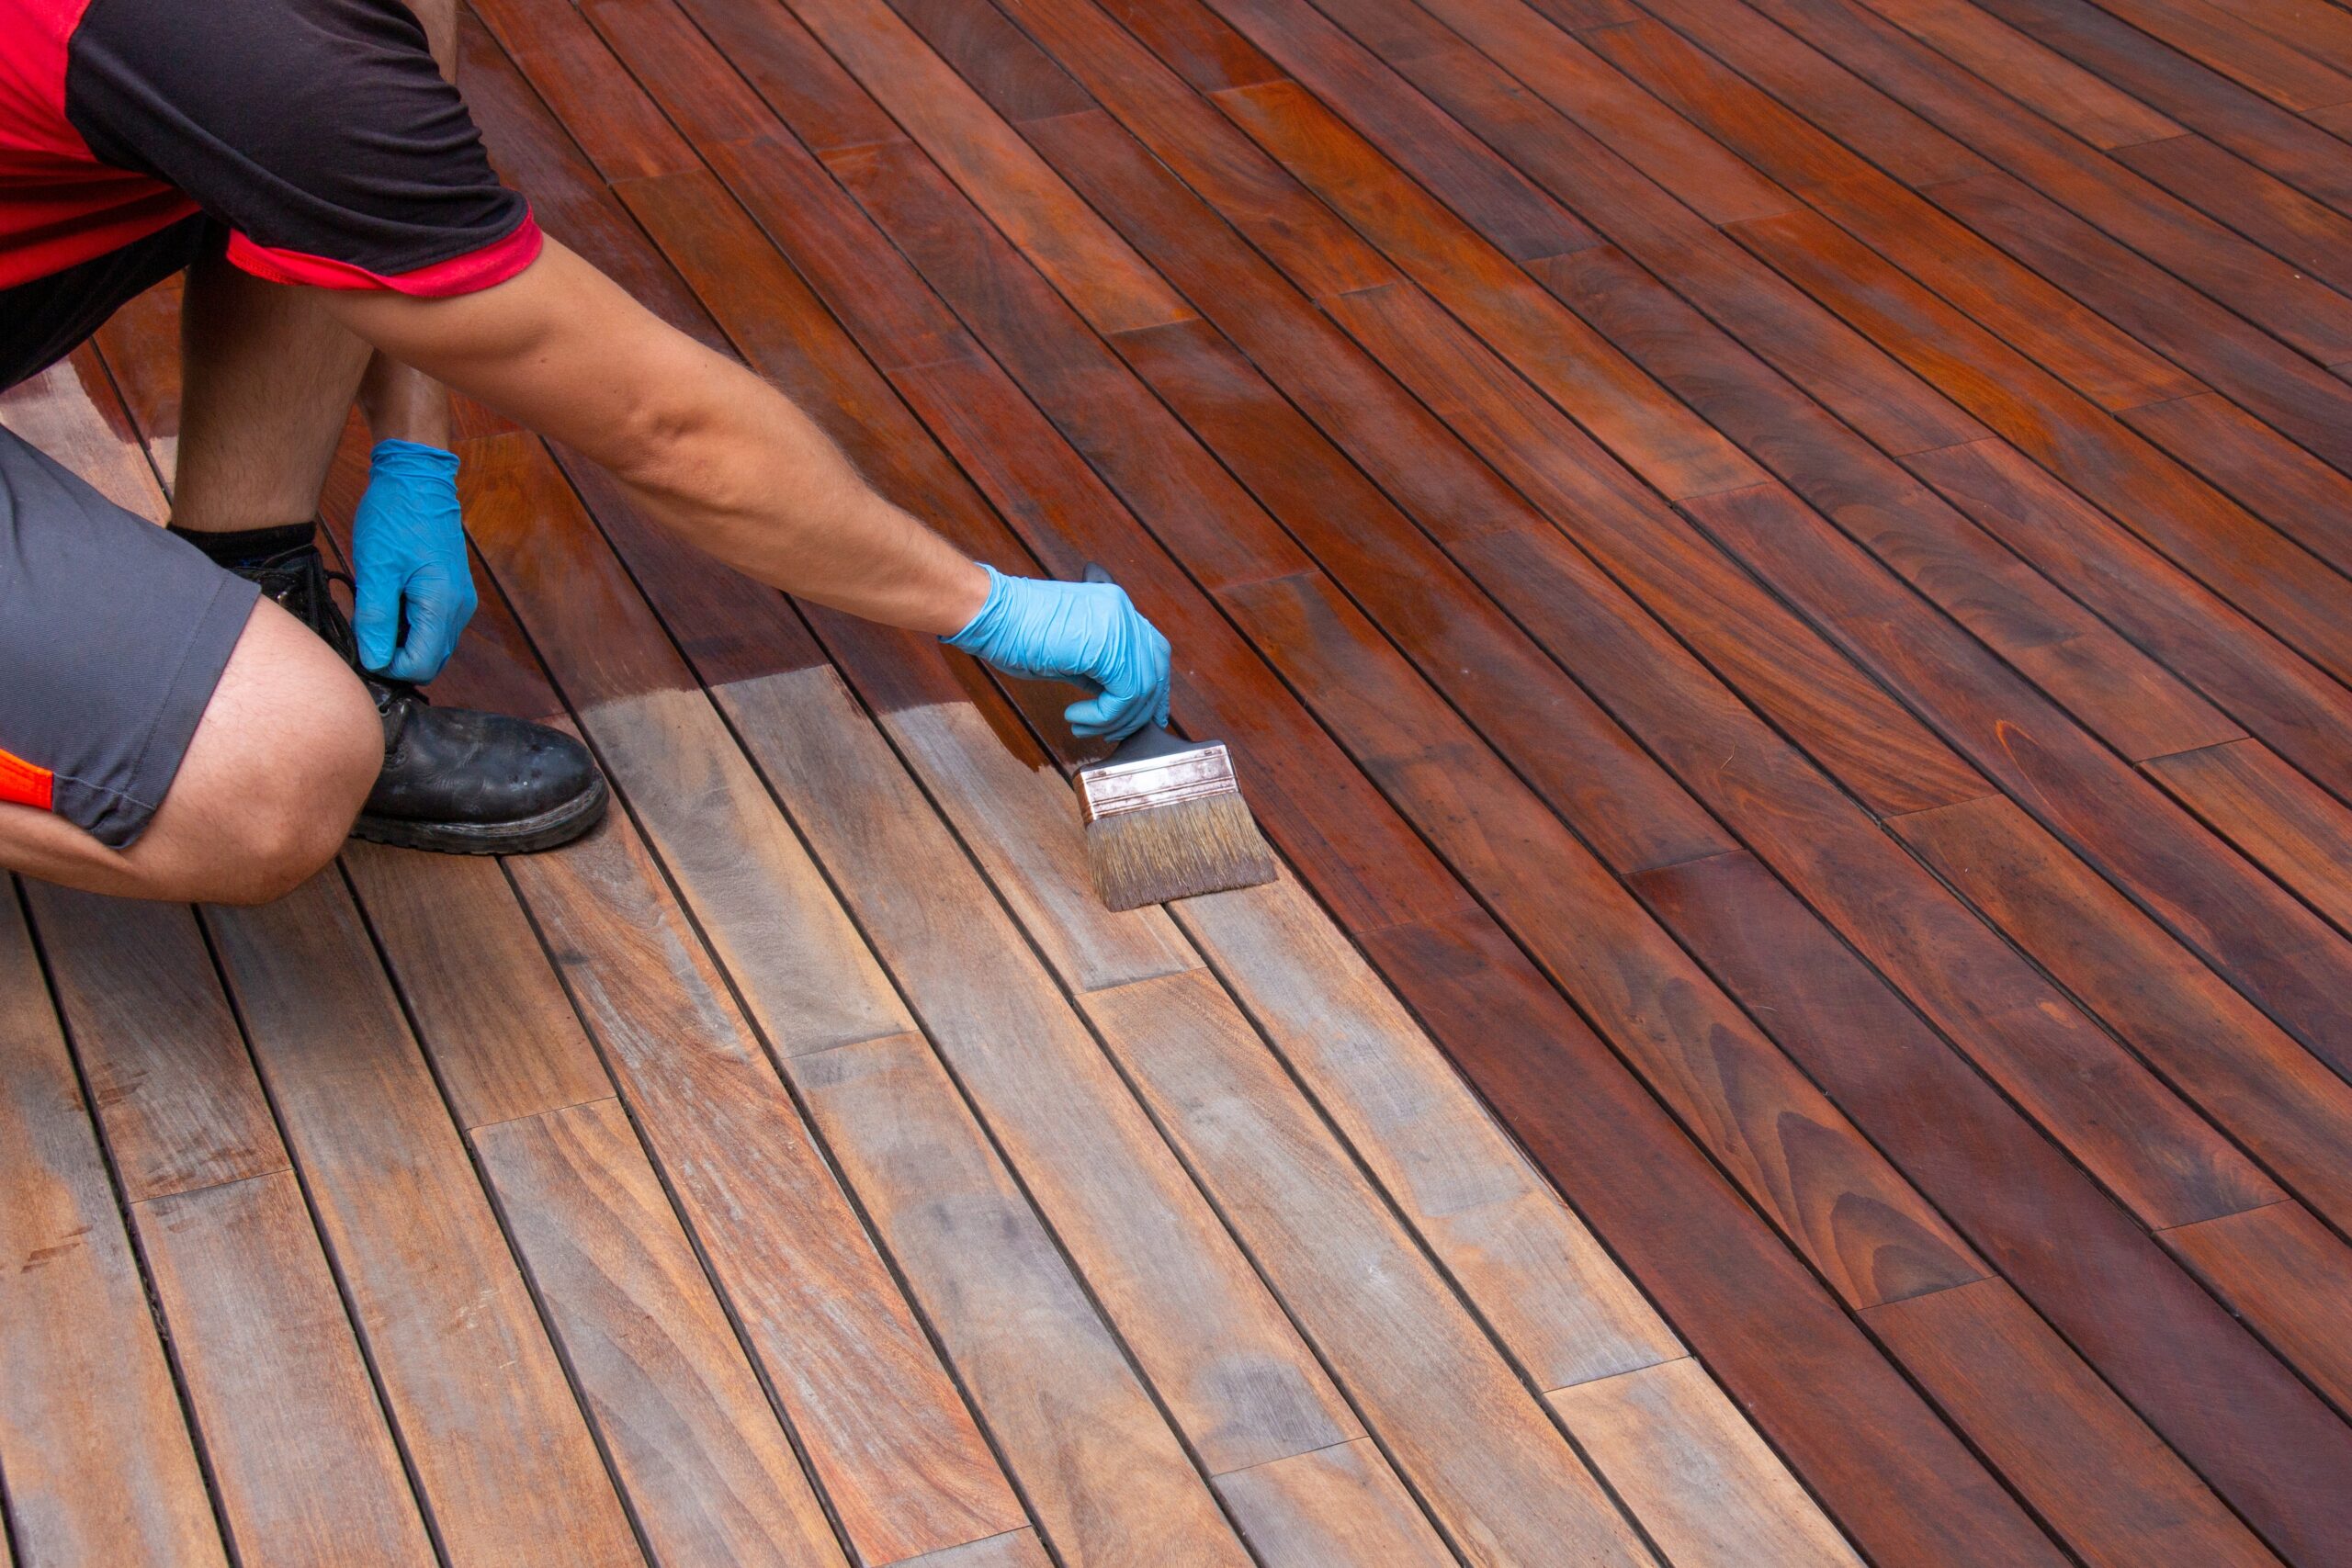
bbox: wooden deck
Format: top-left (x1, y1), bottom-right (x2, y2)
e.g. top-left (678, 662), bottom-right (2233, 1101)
top-left (8, 0), bottom-right (2352, 1561)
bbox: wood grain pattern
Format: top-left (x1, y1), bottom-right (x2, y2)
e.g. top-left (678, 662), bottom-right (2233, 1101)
top-left (1079, 969), bottom-right (1656, 1567)
top-left (1894, 793), bottom-right (2352, 1232)
top-left (340, 844), bottom-right (613, 1130)
top-left (712, 665), bottom-right (1359, 1475)
top-left (0, 889), bottom-right (226, 1568)
top-left (2164, 1202), bottom-right (2352, 1416)
top-left (1547, 1359), bottom-right (1863, 1566)
top-left (507, 815), bottom-right (1023, 1565)
top-left (794, 1032), bottom-right (1252, 1567)
top-left (1861, 1280), bottom-right (2278, 1566)
top-left (1630, 849), bottom-right (2352, 1560)
top-left (1213, 1440), bottom-right (1456, 1567)
top-left (23, 886), bottom-right (283, 1201)
top-left (206, 875), bottom-right (646, 1568)
top-left (1178, 880), bottom-right (1680, 1393)
top-left (471, 1100), bottom-right (852, 1568)
top-left (2144, 739), bottom-right (2352, 938)
top-left (136, 1172), bottom-right (436, 1568)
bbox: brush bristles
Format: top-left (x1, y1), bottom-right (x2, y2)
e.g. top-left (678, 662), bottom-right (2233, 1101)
top-left (1086, 791), bottom-right (1279, 910)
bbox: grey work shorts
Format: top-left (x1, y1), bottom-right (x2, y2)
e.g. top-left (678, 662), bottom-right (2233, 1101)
top-left (0, 423), bottom-right (258, 848)
top-left (1, 215), bottom-right (254, 849)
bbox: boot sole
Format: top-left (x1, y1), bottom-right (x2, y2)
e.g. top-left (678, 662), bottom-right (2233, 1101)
top-left (350, 773), bottom-right (611, 856)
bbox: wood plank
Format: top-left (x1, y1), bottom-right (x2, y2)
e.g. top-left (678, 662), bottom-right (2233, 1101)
top-left (1546, 1359), bottom-right (1864, 1567)
top-left (1915, 166), bottom-right (2352, 493)
top-left (2165, 1202), bottom-right (2352, 1415)
top-left (1629, 0), bottom-right (1996, 187)
top-left (709, 664), bottom-right (1362, 1476)
top-left (1724, 202), bottom-right (2352, 694)
top-left (1629, 849), bottom-right (2352, 1562)
top-left (470, 1100), bottom-right (852, 1568)
top-left (2119, 390), bottom-right (2352, 590)
top-left (893, 1531), bottom-right (1056, 1568)
top-left (1972, 0), bottom-right (2352, 215)
top-left (1679, 479), bottom-right (2352, 1096)
top-left (1233, 565), bottom-right (1993, 1308)
top-left (503, 809), bottom-right (1024, 1565)
top-left (1514, 243), bottom-right (2235, 764)
top-left (1317, 292), bottom-right (2270, 1233)
top-left (1577, 19), bottom-right (2203, 414)
top-left (793, 1033), bottom-right (1253, 1567)
top-left (22, 887), bottom-right (283, 1201)
top-left (772, 0), bottom-right (1196, 333)
top-left (1177, 880), bottom-right (1680, 1392)
top-left (2109, 132), bottom-right (2352, 302)
top-left (0, 352), bottom-right (166, 522)
top-left (1836, 0), bottom-right (2181, 147)
top-left (341, 845), bottom-right (613, 1130)
top-left (1355, 909), bottom-right (2066, 1564)
top-left (0, 887), bottom-right (227, 1568)
top-left (1728, 0), bottom-right (2352, 362)
top-left (136, 1173), bottom-right (436, 1568)
top-left (1893, 793), bottom-right (2352, 1233)
top-left (206, 875), bottom-right (646, 1567)
top-left (1078, 970), bottom-right (1656, 1567)
top-left (1903, 437), bottom-right (2352, 805)
top-left (1860, 1280), bottom-right (2278, 1566)
top-left (2144, 739), bottom-right (2352, 938)
top-left (2083, 0), bottom-right (2352, 110)
top-left (1213, 1440), bottom-right (1455, 1568)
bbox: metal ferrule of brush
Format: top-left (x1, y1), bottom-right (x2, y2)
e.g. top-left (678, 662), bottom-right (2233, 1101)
top-left (1076, 728), bottom-right (1239, 825)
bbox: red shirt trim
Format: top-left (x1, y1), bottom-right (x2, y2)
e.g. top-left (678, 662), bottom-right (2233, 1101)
top-left (0, 747), bottom-right (55, 813)
top-left (224, 209), bottom-right (542, 297)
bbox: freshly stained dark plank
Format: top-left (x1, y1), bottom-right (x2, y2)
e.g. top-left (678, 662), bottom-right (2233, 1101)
top-left (1902, 436), bottom-right (2352, 805)
top-left (1970, 0), bottom-right (2352, 216)
top-left (0, 889), bottom-right (228, 1568)
top-left (2145, 739), bottom-right (2352, 939)
top-left (1893, 794), bottom-right (2352, 1234)
top-left (2165, 1202), bottom-right (2352, 1416)
top-left (1829, 0), bottom-right (2182, 149)
top-left (1860, 1279), bottom-right (2277, 1567)
top-left (1724, 0), bottom-right (2352, 362)
top-left (1628, 849), bottom-right (2338, 1561)
top-left (2079, 0), bottom-right (2352, 111)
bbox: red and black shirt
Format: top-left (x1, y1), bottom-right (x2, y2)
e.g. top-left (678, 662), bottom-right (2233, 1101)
top-left (0, 0), bottom-right (539, 296)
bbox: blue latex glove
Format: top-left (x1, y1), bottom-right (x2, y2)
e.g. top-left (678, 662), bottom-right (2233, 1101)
top-left (944, 564), bottom-right (1173, 740)
top-left (351, 438), bottom-right (478, 683)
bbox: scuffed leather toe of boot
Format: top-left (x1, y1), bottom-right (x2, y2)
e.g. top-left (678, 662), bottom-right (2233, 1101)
top-left (355, 698), bottom-right (608, 854)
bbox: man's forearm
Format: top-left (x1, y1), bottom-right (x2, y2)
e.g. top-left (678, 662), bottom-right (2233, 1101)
top-left (322, 239), bottom-right (989, 636)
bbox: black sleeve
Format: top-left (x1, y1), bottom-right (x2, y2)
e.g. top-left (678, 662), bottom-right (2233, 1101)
top-left (64, 0), bottom-right (538, 293)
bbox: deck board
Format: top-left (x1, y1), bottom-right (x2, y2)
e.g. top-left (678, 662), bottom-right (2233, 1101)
top-left (14, 0), bottom-right (2352, 1558)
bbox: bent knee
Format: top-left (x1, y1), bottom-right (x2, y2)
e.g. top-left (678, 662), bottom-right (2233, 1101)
top-left (145, 598), bottom-right (382, 903)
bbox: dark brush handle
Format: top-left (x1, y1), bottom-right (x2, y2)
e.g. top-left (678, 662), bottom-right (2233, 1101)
top-left (1083, 563), bottom-right (1187, 763)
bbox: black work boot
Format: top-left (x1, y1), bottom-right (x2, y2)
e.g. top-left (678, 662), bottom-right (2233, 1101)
top-left (180, 522), bottom-right (608, 854)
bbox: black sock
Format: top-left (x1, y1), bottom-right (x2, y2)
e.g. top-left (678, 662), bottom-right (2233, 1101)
top-left (168, 519), bottom-right (317, 570)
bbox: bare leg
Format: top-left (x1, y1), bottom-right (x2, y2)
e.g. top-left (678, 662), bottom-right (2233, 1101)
top-left (0, 598), bottom-right (380, 902)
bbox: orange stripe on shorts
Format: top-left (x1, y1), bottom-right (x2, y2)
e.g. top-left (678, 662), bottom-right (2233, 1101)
top-left (0, 747), bottom-right (54, 812)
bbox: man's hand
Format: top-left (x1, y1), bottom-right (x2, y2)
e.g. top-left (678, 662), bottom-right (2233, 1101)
top-left (946, 567), bottom-right (1172, 740)
top-left (351, 438), bottom-right (478, 682)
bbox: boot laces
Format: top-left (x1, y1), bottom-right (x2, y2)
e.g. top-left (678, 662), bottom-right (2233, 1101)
top-left (245, 543), bottom-right (430, 714)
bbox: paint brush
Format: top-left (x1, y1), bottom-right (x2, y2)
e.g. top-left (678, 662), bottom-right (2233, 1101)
top-left (1077, 567), bottom-right (1279, 910)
